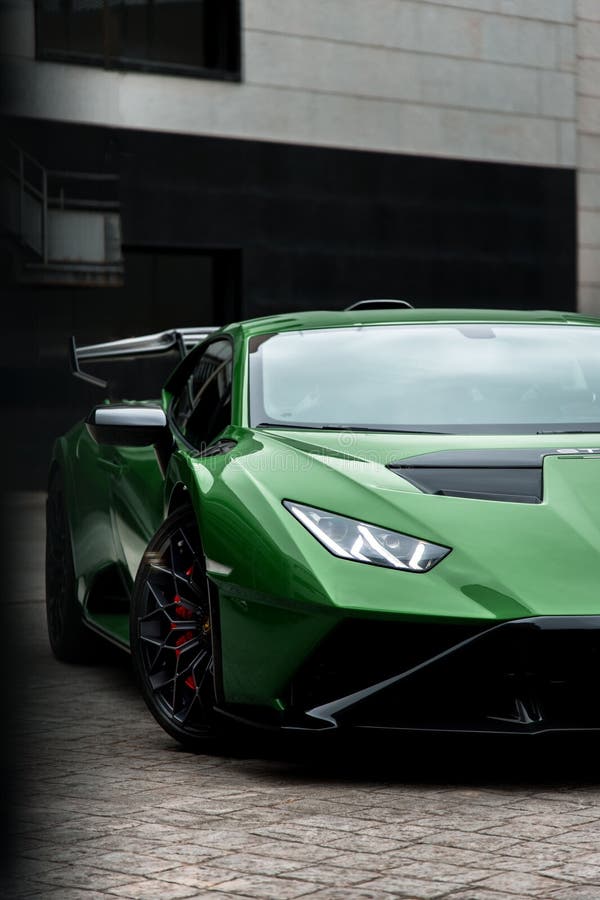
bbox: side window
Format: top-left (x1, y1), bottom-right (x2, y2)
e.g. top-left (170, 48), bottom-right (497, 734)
top-left (36, 0), bottom-right (242, 80)
top-left (172, 339), bottom-right (233, 449)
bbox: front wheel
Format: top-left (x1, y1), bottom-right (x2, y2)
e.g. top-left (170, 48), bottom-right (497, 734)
top-left (130, 507), bottom-right (219, 748)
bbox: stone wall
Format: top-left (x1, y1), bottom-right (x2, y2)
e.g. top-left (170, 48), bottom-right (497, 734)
top-left (577, 0), bottom-right (600, 314)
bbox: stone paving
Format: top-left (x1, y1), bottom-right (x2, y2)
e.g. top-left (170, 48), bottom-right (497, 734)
top-left (3, 493), bottom-right (600, 900)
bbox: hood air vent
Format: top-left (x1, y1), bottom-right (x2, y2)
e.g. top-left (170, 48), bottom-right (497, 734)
top-left (388, 449), bottom-right (554, 504)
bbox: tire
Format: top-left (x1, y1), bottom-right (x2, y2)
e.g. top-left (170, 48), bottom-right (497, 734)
top-left (130, 507), bottom-right (219, 749)
top-left (46, 470), bottom-right (97, 662)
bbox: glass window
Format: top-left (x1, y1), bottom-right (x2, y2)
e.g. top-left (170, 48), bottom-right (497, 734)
top-left (36, 0), bottom-right (241, 78)
top-left (172, 339), bottom-right (233, 448)
top-left (151, 0), bottom-right (206, 69)
top-left (36, 0), bottom-right (70, 56)
top-left (69, 0), bottom-right (105, 60)
top-left (249, 324), bottom-right (600, 435)
top-left (115, 0), bottom-right (149, 63)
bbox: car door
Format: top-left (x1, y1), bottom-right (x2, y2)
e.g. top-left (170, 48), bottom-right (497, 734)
top-left (105, 439), bottom-right (165, 588)
top-left (108, 338), bottom-right (234, 588)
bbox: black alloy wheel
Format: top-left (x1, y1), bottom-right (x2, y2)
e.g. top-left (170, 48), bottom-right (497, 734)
top-left (131, 507), bottom-right (218, 747)
top-left (46, 470), bottom-right (97, 662)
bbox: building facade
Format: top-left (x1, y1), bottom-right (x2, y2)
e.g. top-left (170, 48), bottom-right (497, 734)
top-left (0, 0), bottom-right (598, 481)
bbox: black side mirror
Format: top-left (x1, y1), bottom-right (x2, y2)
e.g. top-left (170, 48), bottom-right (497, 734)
top-left (86, 404), bottom-right (169, 447)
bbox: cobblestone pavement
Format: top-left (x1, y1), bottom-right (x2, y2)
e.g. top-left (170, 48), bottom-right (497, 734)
top-left (3, 493), bottom-right (600, 900)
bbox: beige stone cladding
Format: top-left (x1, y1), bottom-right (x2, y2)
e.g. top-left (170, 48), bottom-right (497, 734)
top-left (578, 0), bottom-right (600, 314)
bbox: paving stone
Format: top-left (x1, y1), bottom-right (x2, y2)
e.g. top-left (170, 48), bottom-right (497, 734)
top-left (240, 840), bottom-right (340, 863)
top-left (483, 822), bottom-right (570, 840)
top-left (25, 891), bottom-right (119, 900)
top-left (157, 864), bottom-right (248, 889)
top-left (150, 843), bottom-right (231, 864)
top-left (291, 814), bottom-right (381, 833)
top-left (355, 874), bottom-right (460, 897)
top-left (474, 870), bottom-right (565, 894)
top-left (204, 852), bottom-right (308, 876)
top-left (18, 843), bottom-right (99, 865)
top-left (492, 843), bottom-right (579, 863)
top-left (302, 891), bottom-right (403, 900)
top-left (316, 849), bottom-right (399, 869)
top-left (182, 828), bottom-right (267, 850)
top-left (84, 850), bottom-right (180, 876)
top-left (547, 829), bottom-right (600, 846)
top-left (485, 855), bottom-right (562, 874)
top-left (325, 833), bottom-right (408, 853)
top-left (421, 832), bottom-right (519, 852)
top-left (227, 807), bottom-right (291, 825)
top-left (203, 874), bottom-right (322, 898)
top-left (390, 845), bottom-right (491, 867)
top-left (8, 857), bottom-right (70, 879)
top-left (573, 852), bottom-right (600, 866)
top-left (251, 824), bottom-right (352, 845)
top-left (547, 887), bottom-right (600, 900)
top-left (284, 863), bottom-right (380, 885)
top-left (387, 860), bottom-right (496, 884)
top-left (109, 879), bottom-right (202, 898)
top-left (28, 863), bottom-right (134, 890)
top-left (544, 862), bottom-right (600, 882)
top-left (0, 879), bottom-right (48, 899)
top-left (445, 891), bottom-right (524, 900)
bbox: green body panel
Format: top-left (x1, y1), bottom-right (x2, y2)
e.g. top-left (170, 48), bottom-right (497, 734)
top-left (52, 308), bottom-right (600, 708)
top-left (89, 613), bottom-right (131, 645)
top-left (53, 418), bottom-right (164, 646)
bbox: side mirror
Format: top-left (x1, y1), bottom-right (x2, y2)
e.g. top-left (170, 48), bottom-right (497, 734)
top-left (86, 404), bottom-right (169, 447)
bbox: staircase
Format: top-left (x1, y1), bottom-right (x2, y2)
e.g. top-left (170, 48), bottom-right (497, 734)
top-left (0, 140), bottom-right (124, 287)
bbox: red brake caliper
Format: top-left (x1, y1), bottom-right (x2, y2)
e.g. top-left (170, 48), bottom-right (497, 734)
top-left (174, 629), bottom-right (194, 657)
top-left (173, 594), bottom-right (193, 619)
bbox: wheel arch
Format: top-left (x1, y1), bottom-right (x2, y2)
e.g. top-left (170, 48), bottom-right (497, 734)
top-left (164, 478), bottom-right (209, 565)
top-left (166, 481), bottom-right (193, 518)
top-left (48, 436), bottom-right (67, 485)
top-left (47, 436), bottom-right (79, 549)
top-left (163, 452), bottom-right (209, 543)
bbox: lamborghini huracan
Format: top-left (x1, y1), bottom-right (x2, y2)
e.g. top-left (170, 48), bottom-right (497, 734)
top-left (46, 302), bottom-right (600, 745)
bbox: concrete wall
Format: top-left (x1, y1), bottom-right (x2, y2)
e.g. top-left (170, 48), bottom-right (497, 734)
top-left (577, 0), bottom-right (600, 315)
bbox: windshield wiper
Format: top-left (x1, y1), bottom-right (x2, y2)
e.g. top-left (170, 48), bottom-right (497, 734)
top-left (257, 423), bottom-right (450, 434)
top-left (537, 429), bottom-right (600, 434)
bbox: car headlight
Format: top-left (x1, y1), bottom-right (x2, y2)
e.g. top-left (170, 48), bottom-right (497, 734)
top-left (283, 501), bottom-right (450, 573)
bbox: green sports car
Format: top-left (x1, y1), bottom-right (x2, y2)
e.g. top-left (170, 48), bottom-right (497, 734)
top-left (46, 303), bottom-right (600, 746)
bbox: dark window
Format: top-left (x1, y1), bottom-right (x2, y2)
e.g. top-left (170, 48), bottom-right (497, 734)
top-left (36, 0), bottom-right (241, 79)
top-left (172, 338), bottom-right (233, 448)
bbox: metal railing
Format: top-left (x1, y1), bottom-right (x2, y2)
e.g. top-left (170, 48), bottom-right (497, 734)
top-left (0, 139), bottom-right (120, 266)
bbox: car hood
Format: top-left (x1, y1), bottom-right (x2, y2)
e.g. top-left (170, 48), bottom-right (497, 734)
top-left (232, 428), bottom-right (600, 618)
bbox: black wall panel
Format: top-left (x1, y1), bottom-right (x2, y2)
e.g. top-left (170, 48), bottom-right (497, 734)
top-left (6, 115), bottom-right (576, 321)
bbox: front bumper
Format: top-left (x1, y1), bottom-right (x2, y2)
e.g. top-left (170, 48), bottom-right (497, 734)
top-left (280, 616), bottom-right (600, 735)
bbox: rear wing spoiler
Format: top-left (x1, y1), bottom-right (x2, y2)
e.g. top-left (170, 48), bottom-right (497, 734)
top-left (70, 327), bottom-right (219, 389)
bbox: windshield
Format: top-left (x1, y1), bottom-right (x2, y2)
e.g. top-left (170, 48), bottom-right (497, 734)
top-left (248, 324), bottom-right (600, 435)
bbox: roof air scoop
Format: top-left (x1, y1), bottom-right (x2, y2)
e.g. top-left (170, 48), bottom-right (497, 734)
top-left (346, 299), bottom-right (414, 311)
